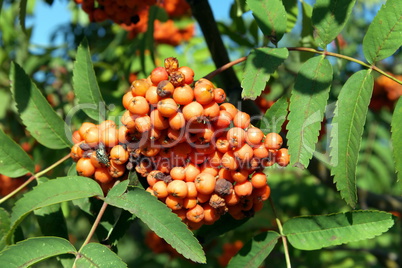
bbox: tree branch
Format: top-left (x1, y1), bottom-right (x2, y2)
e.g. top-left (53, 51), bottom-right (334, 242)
top-left (185, 0), bottom-right (261, 116)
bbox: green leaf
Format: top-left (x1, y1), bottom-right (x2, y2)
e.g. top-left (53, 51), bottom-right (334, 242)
top-left (363, 0), bottom-right (402, 64)
top-left (283, 0), bottom-right (298, 33)
top-left (283, 210), bottom-right (395, 250)
top-left (6, 176), bottom-right (103, 245)
top-left (73, 39), bottom-right (106, 122)
top-left (301, 2), bottom-right (314, 39)
top-left (258, 94), bottom-right (288, 134)
top-left (312, 0), bottom-right (356, 48)
top-left (106, 187), bottom-right (206, 263)
top-left (227, 231), bottom-right (280, 268)
top-left (10, 62), bottom-right (71, 149)
top-left (391, 96), bottom-right (402, 192)
top-left (286, 56), bottom-right (333, 169)
top-left (74, 243), bottom-right (126, 268)
top-left (0, 237), bottom-right (76, 267)
top-left (247, 0), bottom-right (287, 44)
top-left (0, 128), bottom-right (34, 177)
top-left (33, 178), bottom-right (69, 240)
top-left (330, 70), bottom-right (374, 208)
top-left (241, 48), bottom-right (288, 100)
top-left (0, 208), bottom-right (10, 251)
top-left (19, 0), bottom-right (27, 33)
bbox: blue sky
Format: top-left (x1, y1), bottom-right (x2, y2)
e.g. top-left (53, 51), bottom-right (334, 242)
top-left (29, 0), bottom-right (233, 47)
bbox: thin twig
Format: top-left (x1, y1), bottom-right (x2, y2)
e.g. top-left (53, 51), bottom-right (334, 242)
top-left (0, 153), bottom-right (71, 204)
top-left (0, 175), bottom-right (36, 204)
top-left (203, 47), bottom-right (402, 85)
top-left (78, 200), bottom-right (109, 252)
top-left (203, 56), bottom-right (247, 80)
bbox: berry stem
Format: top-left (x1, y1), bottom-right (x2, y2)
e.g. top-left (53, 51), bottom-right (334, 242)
top-left (78, 200), bottom-right (109, 253)
top-left (269, 197), bottom-right (292, 268)
top-left (35, 153), bottom-right (72, 178)
top-left (77, 180), bottom-right (120, 254)
top-left (0, 153), bottom-right (71, 204)
top-left (276, 218), bottom-right (292, 268)
top-left (203, 47), bottom-right (402, 85)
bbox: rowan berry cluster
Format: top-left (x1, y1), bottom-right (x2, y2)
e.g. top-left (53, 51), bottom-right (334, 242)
top-left (71, 57), bottom-right (290, 228)
top-left (370, 72), bottom-right (402, 110)
top-left (75, 0), bottom-right (194, 46)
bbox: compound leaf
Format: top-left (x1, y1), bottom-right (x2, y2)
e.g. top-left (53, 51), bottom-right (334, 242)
top-left (105, 187), bottom-right (206, 263)
top-left (312, 0), bottom-right (356, 48)
top-left (74, 243), bottom-right (126, 268)
top-left (258, 94), bottom-right (288, 134)
top-left (363, 0), bottom-right (402, 64)
top-left (286, 56), bottom-right (333, 169)
top-left (283, 0), bottom-right (298, 33)
top-left (283, 210), bottom-right (395, 250)
top-left (73, 39), bottom-right (106, 122)
top-left (247, 0), bottom-right (287, 43)
top-left (391, 96), bottom-right (402, 193)
top-left (0, 237), bottom-right (76, 267)
top-left (0, 208), bottom-right (10, 251)
top-left (10, 62), bottom-right (71, 149)
top-left (0, 128), bottom-right (34, 177)
top-left (6, 176), bottom-right (103, 245)
top-left (330, 70), bottom-right (374, 208)
top-left (241, 48), bottom-right (288, 100)
top-left (227, 231), bottom-right (280, 268)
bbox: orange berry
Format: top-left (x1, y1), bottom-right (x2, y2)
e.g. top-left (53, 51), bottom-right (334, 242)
top-left (152, 180), bottom-right (169, 199)
top-left (234, 181), bottom-right (253, 197)
top-left (276, 148), bottom-right (290, 167)
top-left (94, 167), bottom-right (113, 183)
top-left (110, 145), bottom-right (129, 165)
top-left (219, 103), bottom-right (238, 118)
top-left (186, 204), bottom-right (205, 223)
top-left (127, 96), bottom-right (150, 115)
top-left (195, 172), bottom-right (216, 195)
top-left (168, 111), bottom-right (186, 130)
top-left (227, 127), bottom-right (246, 148)
top-left (182, 101), bottom-right (204, 122)
top-left (150, 67), bottom-right (169, 85)
top-left (233, 111), bottom-right (250, 129)
top-left (173, 85), bottom-right (194, 105)
top-left (76, 158), bottom-right (96, 177)
top-left (79, 122), bottom-right (96, 139)
top-left (157, 98), bottom-right (178, 117)
top-left (145, 86), bottom-right (161, 105)
top-left (131, 78), bottom-right (150, 97)
top-left (165, 195), bottom-right (184, 210)
top-left (194, 83), bottom-right (214, 105)
top-left (251, 172), bottom-right (267, 188)
top-left (150, 109), bottom-right (170, 130)
top-left (178, 66), bottom-right (194, 85)
top-left (167, 180), bottom-right (188, 198)
top-left (246, 127), bottom-right (264, 146)
top-left (213, 88), bottom-right (226, 103)
top-left (264, 133), bottom-right (283, 150)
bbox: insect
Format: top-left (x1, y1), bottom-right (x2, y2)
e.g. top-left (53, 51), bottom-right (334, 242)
top-left (96, 142), bottom-right (110, 167)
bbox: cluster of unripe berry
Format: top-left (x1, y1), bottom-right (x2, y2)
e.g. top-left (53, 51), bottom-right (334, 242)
top-left (71, 57), bottom-right (290, 229)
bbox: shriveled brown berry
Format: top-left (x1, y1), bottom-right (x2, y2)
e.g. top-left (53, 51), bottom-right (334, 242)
top-left (169, 71), bottom-right (185, 87)
top-left (164, 57), bottom-right (179, 75)
top-left (214, 179), bottom-right (233, 196)
top-left (157, 80), bottom-right (175, 98)
top-left (209, 193), bottom-right (226, 209)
